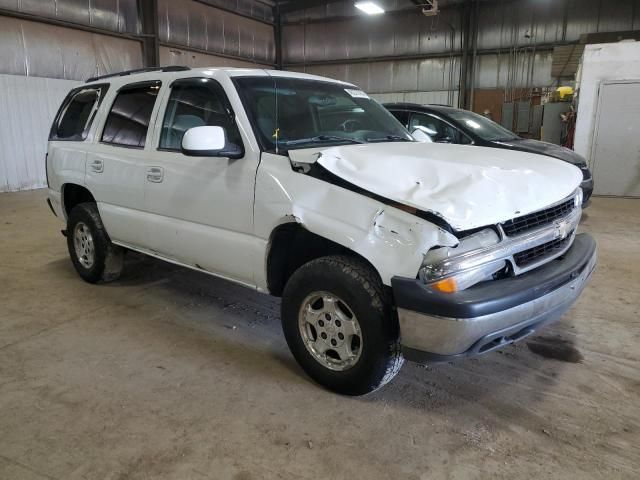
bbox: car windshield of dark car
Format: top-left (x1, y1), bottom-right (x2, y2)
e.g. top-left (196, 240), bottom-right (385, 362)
top-left (448, 110), bottom-right (519, 142)
top-left (234, 76), bottom-right (413, 152)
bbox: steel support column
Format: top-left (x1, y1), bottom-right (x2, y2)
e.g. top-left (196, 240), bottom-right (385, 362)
top-left (138, 0), bottom-right (159, 68)
top-left (274, 4), bottom-right (283, 70)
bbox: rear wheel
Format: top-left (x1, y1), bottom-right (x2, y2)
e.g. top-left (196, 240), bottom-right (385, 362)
top-left (281, 255), bottom-right (404, 395)
top-left (66, 202), bottom-right (123, 283)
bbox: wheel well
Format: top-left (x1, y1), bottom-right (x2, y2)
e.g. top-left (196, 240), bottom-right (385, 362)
top-left (266, 222), bottom-right (380, 297)
top-left (62, 184), bottom-right (95, 216)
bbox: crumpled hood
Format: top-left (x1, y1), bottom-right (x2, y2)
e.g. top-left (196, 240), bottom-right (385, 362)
top-left (495, 138), bottom-right (587, 166)
top-left (289, 142), bottom-right (582, 231)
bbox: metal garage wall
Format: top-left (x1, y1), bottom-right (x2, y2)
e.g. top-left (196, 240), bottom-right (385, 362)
top-left (0, 0), bottom-right (140, 34)
top-left (289, 57), bottom-right (460, 105)
top-left (158, 0), bottom-right (275, 65)
top-left (282, 0), bottom-right (640, 96)
top-left (198, 0), bottom-right (273, 23)
top-left (370, 90), bottom-right (459, 107)
top-left (160, 46), bottom-right (270, 69)
top-left (0, 74), bottom-right (80, 192)
top-left (0, 16), bottom-right (143, 80)
top-left (282, 8), bottom-right (461, 64)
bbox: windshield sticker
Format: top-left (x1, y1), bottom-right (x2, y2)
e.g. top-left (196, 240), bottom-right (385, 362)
top-left (345, 89), bottom-right (369, 99)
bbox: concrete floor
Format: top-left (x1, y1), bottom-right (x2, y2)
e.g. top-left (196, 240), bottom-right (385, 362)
top-left (0, 189), bottom-right (638, 480)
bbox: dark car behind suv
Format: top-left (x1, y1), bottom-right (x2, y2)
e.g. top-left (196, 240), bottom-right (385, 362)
top-left (385, 103), bottom-right (593, 205)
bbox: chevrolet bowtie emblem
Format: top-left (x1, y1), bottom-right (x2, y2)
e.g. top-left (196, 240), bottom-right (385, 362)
top-left (555, 220), bottom-right (570, 240)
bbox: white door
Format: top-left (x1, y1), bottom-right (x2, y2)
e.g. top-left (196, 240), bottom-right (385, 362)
top-left (85, 80), bottom-right (163, 246)
top-left (590, 81), bottom-right (640, 197)
top-left (142, 77), bottom-right (259, 286)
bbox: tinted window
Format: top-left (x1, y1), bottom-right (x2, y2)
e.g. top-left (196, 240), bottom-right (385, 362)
top-left (159, 79), bottom-right (241, 150)
top-left (448, 110), bottom-right (519, 142)
top-left (50, 86), bottom-right (107, 141)
top-left (101, 82), bottom-right (161, 148)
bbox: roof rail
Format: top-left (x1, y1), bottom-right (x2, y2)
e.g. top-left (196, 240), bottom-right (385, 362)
top-left (86, 66), bottom-right (191, 83)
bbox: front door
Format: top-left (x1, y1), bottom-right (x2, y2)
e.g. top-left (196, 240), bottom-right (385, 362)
top-left (142, 77), bottom-right (259, 286)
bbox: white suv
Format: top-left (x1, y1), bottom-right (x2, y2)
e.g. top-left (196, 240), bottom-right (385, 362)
top-left (46, 66), bottom-right (596, 395)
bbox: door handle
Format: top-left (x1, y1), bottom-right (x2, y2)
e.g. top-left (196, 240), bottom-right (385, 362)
top-left (89, 159), bottom-right (104, 173)
top-left (146, 166), bottom-right (164, 183)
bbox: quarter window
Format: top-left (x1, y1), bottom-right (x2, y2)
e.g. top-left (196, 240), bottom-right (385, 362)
top-left (101, 81), bottom-right (161, 148)
top-left (50, 86), bottom-right (107, 141)
top-left (159, 79), bottom-right (241, 151)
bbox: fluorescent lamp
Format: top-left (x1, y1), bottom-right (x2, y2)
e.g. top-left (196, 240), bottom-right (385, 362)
top-left (355, 2), bottom-right (385, 15)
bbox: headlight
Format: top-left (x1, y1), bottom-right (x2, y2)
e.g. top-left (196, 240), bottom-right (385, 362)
top-left (420, 228), bottom-right (506, 293)
top-left (574, 188), bottom-right (583, 208)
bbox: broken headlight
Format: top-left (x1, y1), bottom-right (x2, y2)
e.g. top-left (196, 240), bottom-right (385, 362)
top-left (419, 228), bottom-right (506, 293)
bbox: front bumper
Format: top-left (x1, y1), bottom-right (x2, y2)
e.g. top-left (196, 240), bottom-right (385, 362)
top-left (392, 233), bottom-right (597, 363)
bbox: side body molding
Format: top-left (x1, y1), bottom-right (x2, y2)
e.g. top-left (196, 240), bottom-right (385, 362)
top-left (252, 153), bottom-right (459, 289)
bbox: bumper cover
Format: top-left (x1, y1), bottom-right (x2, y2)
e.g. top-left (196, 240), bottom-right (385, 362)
top-left (392, 233), bottom-right (597, 362)
top-left (581, 177), bottom-right (594, 206)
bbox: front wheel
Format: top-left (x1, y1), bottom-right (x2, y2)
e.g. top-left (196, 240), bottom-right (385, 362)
top-left (281, 255), bottom-right (404, 395)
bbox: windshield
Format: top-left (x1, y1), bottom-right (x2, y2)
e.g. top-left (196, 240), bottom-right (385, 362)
top-left (233, 76), bottom-right (413, 152)
top-left (448, 110), bottom-right (519, 142)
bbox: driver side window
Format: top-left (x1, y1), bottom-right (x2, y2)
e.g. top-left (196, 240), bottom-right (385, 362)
top-left (159, 79), bottom-right (241, 151)
top-left (409, 112), bottom-right (470, 144)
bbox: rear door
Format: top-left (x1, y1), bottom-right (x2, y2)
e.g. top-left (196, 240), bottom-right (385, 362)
top-left (141, 77), bottom-right (259, 285)
top-left (85, 80), bottom-right (162, 246)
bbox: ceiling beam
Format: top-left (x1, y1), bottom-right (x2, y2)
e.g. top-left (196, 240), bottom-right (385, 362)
top-left (277, 0), bottom-right (346, 14)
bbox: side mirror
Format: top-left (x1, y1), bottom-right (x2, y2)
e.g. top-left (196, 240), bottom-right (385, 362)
top-left (181, 126), bottom-right (243, 159)
top-left (410, 127), bottom-right (433, 143)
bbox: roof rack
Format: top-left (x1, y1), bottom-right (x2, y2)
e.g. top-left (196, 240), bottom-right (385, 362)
top-left (86, 66), bottom-right (191, 83)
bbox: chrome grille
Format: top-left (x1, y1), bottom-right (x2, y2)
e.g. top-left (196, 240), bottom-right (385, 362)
top-left (513, 231), bottom-right (574, 268)
top-left (502, 198), bottom-right (575, 237)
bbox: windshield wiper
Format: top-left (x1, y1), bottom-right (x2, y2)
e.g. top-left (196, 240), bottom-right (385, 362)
top-left (284, 135), bottom-right (364, 146)
top-left (364, 134), bottom-right (412, 143)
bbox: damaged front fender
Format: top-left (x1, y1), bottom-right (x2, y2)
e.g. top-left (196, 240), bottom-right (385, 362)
top-left (254, 153), bottom-right (458, 288)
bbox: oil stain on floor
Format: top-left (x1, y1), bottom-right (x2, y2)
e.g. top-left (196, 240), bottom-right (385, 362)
top-left (526, 336), bottom-right (584, 363)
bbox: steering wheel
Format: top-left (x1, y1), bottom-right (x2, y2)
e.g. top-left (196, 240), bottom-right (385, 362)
top-left (338, 119), bottom-right (363, 133)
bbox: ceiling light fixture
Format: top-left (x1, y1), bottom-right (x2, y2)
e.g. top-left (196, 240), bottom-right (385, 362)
top-left (355, 2), bottom-right (385, 15)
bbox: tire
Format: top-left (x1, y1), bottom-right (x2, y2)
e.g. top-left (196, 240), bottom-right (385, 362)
top-left (281, 255), bottom-right (404, 395)
top-left (66, 202), bottom-right (124, 284)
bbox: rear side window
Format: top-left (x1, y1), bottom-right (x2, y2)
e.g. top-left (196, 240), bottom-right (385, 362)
top-left (101, 81), bottom-right (161, 148)
top-left (49, 85), bottom-right (108, 141)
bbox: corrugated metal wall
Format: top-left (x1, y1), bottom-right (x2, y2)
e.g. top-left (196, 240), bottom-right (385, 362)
top-left (0, 16), bottom-right (143, 80)
top-left (160, 46), bottom-right (271, 69)
top-left (158, 0), bottom-right (275, 65)
top-left (283, 9), bottom-right (462, 64)
top-left (0, 0), bottom-right (140, 34)
top-left (289, 57), bottom-right (460, 92)
top-left (282, 0), bottom-right (640, 97)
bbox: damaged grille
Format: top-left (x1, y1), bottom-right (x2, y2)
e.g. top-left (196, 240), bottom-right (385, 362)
top-left (513, 232), bottom-right (574, 267)
top-left (502, 198), bottom-right (575, 236)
